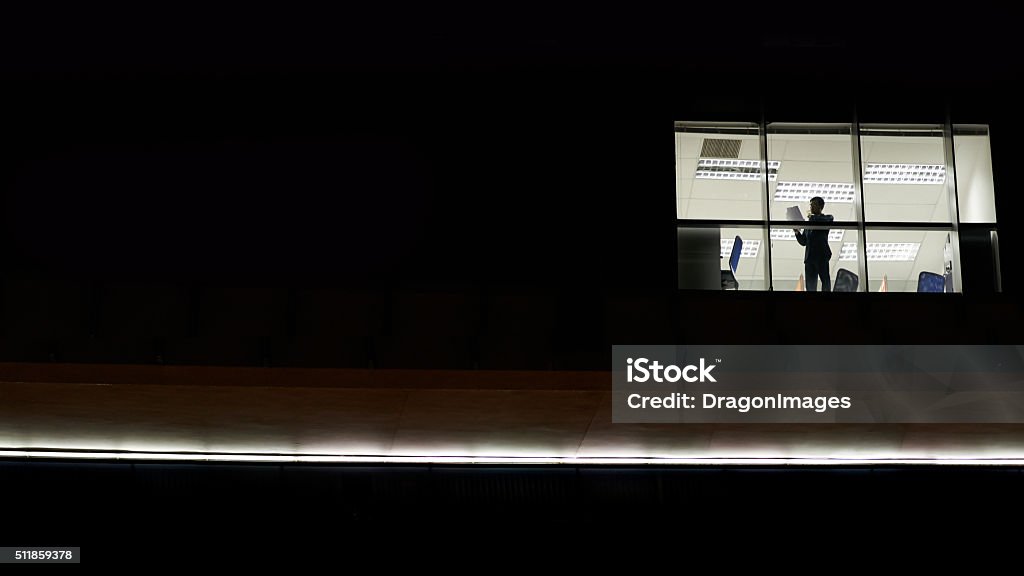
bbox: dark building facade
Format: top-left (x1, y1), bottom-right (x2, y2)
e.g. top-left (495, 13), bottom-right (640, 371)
top-left (2, 5), bottom-right (1022, 560)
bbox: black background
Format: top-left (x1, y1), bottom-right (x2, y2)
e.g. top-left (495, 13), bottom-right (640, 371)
top-left (3, 5), bottom-right (1016, 293)
top-left (1, 4), bottom-right (1021, 560)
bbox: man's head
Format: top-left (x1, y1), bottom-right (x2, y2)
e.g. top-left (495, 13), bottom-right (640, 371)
top-left (809, 196), bottom-right (825, 215)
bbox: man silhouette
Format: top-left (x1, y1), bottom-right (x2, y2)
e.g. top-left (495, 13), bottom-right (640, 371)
top-left (792, 196), bottom-right (833, 292)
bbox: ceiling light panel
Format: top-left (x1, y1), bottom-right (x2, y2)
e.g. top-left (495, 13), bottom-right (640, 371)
top-left (863, 164), bottom-right (946, 185)
top-left (696, 159), bottom-right (780, 181)
top-left (838, 242), bottom-right (921, 261)
top-left (720, 239), bottom-right (762, 258)
top-left (773, 182), bottom-right (856, 203)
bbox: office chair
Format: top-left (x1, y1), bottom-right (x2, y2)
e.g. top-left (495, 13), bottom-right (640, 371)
top-left (918, 271), bottom-right (945, 293)
top-left (721, 236), bottom-right (742, 290)
top-left (833, 268), bottom-right (859, 292)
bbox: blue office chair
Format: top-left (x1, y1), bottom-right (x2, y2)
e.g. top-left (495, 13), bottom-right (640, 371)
top-left (721, 235), bottom-right (742, 290)
top-left (918, 271), bottom-right (945, 293)
top-left (834, 268), bottom-right (859, 292)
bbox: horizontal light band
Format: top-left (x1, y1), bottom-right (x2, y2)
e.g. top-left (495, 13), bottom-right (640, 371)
top-left (770, 229), bottom-right (845, 242)
top-left (773, 182), bottom-right (856, 203)
top-left (721, 238), bottom-right (761, 258)
top-left (696, 159), bottom-right (780, 181)
top-left (839, 242), bottom-right (921, 261)
top-left (1, 449), bottom-right (1023, 466)
top-left (863, 163), bottom-right (946, 185)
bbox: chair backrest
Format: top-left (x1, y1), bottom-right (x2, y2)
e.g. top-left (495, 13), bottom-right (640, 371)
top-left (918, 271), bottom-right (945, 293)
top-left (729, 236), bottom-right (743, 274)
top-left (834, 268), bottom-right (859, 292)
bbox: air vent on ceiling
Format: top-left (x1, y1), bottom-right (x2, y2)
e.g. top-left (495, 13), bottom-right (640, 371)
top-left (700, 138), bottom-right (742, 159)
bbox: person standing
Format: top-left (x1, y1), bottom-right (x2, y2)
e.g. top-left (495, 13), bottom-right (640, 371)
top-left (792, 196), bottom-right (834, 292)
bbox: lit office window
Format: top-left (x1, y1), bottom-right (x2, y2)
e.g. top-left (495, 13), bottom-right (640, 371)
top-left (768, 124), bottom-right (861, 291)
top-left (861, 230), bottom-right (955, 292)
top-left (676, 121), bottom-right (1000, 293)
top-left (675, 122), bottom-right (765, 221)
top-left (953, 125), bottom-right (997, 224)
top-left (719, 227), bottom-right (768, 290)
top-left (859, 125), bottom-right (951, 224)
top-left (771, 227), bottom-right (860, 292)
top-left (767, 125), bottom-right (856, 222)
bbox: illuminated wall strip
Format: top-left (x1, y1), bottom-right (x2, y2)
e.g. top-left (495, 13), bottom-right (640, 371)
top-left (839, 242), bottom-right (921, 261)
top-left (721, 238), bottom-right (761, 258)
top-left (1, 449), bottom-right (1023, 466)
top-left (863, 163), bottom-right (945, 184)
top-left (770, 229), bottom-right (845, 242)
top-left (696, 159), bottom-right (780, 181)
top-left (773, 182), bottom-right (856, 203)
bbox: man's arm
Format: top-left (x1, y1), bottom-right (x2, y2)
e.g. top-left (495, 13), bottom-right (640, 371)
top-left (794, 229), bottom-right (807, 245)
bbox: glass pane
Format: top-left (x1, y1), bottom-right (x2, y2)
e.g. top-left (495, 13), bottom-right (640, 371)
top-left (954, 125), bottom-right (997, 223)
top-left (719, 227), bottom-right (768, 290)
top-left (862, 229), bottom-right (958, 293)
top-left (675, 122), bottom-right (765, 220)
top-left (767, 124), bottom-right (858, 224)
top-left (859, 125), bottom-right (950, 223)
top-left (771, 226), bottom-right (860, 292)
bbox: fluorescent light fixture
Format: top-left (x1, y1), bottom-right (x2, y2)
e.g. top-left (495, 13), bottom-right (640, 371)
top-left (863, 163), bottom-right (946, 184)
top-left (721, 238), bottom-right (761, 258)
top-left (2, 449), bottom-right (1024, 466)
top-left (696, 159), bottom-right (780, 181)
top-left (770, 229), bottom-right (845, 242)
top-left (839, 242), bottom-right (921, 261)
top-left (773, 182), bottom-right (856, 203)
